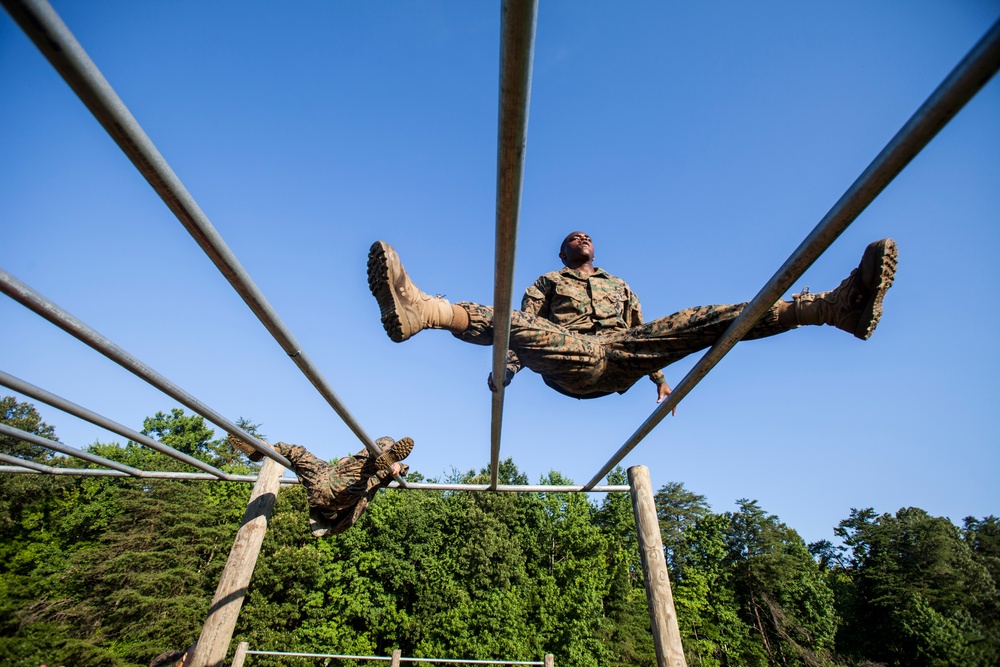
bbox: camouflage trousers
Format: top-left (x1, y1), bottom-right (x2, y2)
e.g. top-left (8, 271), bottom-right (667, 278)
top-left (275, 440), bottom-right (404, 536)
top-left (455, 302), bottom-right (791, 397)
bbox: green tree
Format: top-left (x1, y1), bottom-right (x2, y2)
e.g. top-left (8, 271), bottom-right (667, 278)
top-left (0, 407), bottom-right (254, 666)
top-left (0, 395), bottom-right (57, 461)
top-left (726, 499), bottom-right (837, 666)
top-left (835, 507), bottom-right (998, 666)
top-left (674, 512), bottom-right (757, 667)
top-left (655, 481), bottom-right (710, 575)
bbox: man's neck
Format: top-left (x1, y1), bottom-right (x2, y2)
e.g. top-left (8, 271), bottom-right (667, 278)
top-left (565, 261), bottom-right (596, 277)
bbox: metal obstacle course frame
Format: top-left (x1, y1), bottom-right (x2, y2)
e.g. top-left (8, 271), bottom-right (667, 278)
top-left (2, 0), bottom-right (998, 665)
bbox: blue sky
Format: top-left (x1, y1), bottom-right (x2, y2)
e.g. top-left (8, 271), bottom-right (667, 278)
top-left (2, 1), bottom-right (998, 546)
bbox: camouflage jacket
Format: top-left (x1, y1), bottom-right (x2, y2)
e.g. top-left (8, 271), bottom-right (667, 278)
top-left (508, 266), bottom-right (666, 386)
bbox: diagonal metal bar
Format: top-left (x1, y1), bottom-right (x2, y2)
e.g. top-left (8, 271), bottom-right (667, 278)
top-left (0, 370), bottom-right (229, 478)
top-left (0, 423), bottom-right (146, 476)
top-left (0, 267), bottom-right (291, 468)
top-left (489, 0), bottom-right (538, 490)
top-left (585, 16), bottom-right (1000, 490)
top-left (0, 0), bottom-right (403, 484)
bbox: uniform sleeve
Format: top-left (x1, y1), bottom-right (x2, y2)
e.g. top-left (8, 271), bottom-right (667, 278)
top-left (521, 274), bottom-right (552, 318)
top-left (508, 274), bottom-right (554, 380)
top-left (628, 285), bottom-right (667, 386)
top-left (506, 349), bottom-right (522, 376)
top-left (625, 287), bottom-right (644, 328)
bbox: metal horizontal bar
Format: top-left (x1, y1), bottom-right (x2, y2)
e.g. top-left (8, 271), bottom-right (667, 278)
top-left (246, 651), bottom-right (545, 665)
top-left (0, 423), bottom-right (146, 477)
top-left (0, 370), bottom-right (228, 478)
top-left (0, 464), bottom-right (628, 493)
top-left (0, 0), bottom-right (399, 483)
top-left (390, 482), bottom-right (629, 493)
top-left (490, 0), bottom-right (538, 490)
top-left (585, 15), bottom-right (1000, 490)
top-left (246, 652), bottom-right (390, 662)
top-left (0, 267), bottom-right (291, 469)
top-left (0, 465), bottom-right (301, 484)
top-left (0, 452), bottom-right (55, 473)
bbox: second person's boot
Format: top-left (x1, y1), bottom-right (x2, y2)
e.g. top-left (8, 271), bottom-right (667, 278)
top-left (374, 436), bottom-right (415, 472)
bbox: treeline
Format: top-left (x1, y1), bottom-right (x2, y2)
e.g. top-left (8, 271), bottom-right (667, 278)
top-left (0, 396), bottom-right (997, 667)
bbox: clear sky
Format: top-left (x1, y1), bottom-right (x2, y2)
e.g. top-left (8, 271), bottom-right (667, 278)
top-left (2, 1), bottom-right (998, 547)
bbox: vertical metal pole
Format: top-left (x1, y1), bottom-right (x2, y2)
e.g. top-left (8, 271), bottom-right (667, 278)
top-left (230, 642), bottom-right (249, 667)
top-left (489, 0), bottom-right (538, 489)
top-left (628, 465), bottom-right (687, 667)
top-left (188, 457), bottom-right (283, 667)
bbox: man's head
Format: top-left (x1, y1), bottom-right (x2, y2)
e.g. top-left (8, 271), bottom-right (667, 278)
top-left (559, 231), bottom-right (594, 267)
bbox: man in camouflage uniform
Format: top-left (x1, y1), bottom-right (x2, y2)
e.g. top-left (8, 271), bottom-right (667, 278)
top-left (366, 232), bottom-right (897, 402)
top-left (229, 434), bottom-right (413, 536)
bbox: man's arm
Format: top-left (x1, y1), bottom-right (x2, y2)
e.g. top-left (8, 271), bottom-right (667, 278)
top-left (488, 349), bottom-right (521, 392)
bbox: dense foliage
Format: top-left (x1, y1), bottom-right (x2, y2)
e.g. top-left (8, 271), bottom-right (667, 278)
top-left (1, 397), bottom-right (996, 666)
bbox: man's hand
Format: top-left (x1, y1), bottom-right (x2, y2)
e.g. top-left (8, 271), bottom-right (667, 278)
top-left (487, 369), bottom-right (515, 392)
top-left (656, 381), bottom-right (676, 416)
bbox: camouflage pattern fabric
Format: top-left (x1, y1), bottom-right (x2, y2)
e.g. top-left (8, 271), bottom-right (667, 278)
top-left (456, 267), bottom-right (791, 398)
top-left (274, 437), bottom-right (407, 536)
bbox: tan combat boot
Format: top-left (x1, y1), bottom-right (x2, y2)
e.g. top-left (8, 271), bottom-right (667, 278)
top-left (228, 433), bottom-right (264, 462)
top-left (374, 436), bottom-right (414, 472)
top-left (791, 238), bottom-right (898, 340)
top-left (367, 241), bottom-right (454, 342)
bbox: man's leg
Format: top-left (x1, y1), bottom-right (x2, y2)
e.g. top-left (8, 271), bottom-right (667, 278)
top-left (367, 240), bottom-right (606, 390)
top-left (456, 303), bottom-right (608, 394)
top-left (782, 238), bottom-right (897, 340)
top-left (598, 303), bottom-right (789, 390)
top-left (271, 442), bottom-right (346, 510)
top-left (599, 239), bottom-right (898, 390)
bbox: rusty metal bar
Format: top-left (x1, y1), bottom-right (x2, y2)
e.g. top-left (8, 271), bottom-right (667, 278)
top-left (490, 0), bottom-right (538, 489)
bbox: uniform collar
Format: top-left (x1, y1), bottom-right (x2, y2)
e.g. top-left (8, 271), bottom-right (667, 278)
top-left (559, 266), bottom-right (608, 280)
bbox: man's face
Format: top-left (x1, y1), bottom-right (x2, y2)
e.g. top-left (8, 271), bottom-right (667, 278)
top-left (560, 231), bottom-right (594, 265)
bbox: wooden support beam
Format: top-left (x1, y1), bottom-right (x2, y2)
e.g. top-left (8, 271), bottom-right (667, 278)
top-left (628, 465), bottom-right (687, 667)
top-left (390, 649), bottom-right (402, 666)
top-left (188, 457), bottom-right (284, 667)
top-left (544, 654), bottom-right (554, 666)
top-left (230, 642), bottom-right (249, 667)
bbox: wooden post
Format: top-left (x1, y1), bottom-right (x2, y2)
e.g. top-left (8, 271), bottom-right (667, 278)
top-left (188, 457), bottom-right (284, 667)
top-left (543, 654), bottom-right (554, 666)
top-left (229, 642), bottom-right (249, 667)
top-left (628, 465), bottom-right (687, 667)
top-left (390, 649), bottom-right (402, 666)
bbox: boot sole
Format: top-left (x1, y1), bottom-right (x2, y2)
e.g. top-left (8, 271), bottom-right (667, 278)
top-left (854, 238), bottom-right (898, 340)
top-left (367, 241), bottom-right (411, 343)
top-left (375, 436), bottom-right (414, 472)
